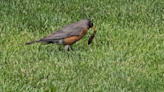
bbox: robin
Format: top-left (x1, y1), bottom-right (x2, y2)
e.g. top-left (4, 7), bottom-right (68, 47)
top-left (25, 19), bottom-right (96, 51)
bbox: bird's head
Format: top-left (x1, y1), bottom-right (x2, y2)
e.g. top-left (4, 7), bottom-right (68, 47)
top-left (80, 19), bottom-right (96, 32)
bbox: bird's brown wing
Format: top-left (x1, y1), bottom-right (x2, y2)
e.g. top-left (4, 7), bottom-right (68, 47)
top-left (40, 23), bottom-right (84, 41)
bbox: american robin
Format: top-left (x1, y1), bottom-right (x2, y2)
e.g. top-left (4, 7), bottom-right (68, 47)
top-left (26, 19), bottom-right (96, 51)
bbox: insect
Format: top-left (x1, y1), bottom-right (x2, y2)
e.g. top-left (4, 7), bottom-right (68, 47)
top-left (88, 30), bottom-right (96, 45)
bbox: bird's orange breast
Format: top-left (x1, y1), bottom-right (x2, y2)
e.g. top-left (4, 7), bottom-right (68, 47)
top-left (64, 28), bottom-right (87, 45)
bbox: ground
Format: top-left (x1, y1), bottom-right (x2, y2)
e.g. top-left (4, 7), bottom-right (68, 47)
top-left (0, 0), bottom-right (164, 91)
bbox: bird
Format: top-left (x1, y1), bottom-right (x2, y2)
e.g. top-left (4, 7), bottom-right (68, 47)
top-left (25, 19), bottom-right (96, 51)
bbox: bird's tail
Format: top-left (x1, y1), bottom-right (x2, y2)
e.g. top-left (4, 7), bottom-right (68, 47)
top-left (25, 40), bottom-right (41, 45)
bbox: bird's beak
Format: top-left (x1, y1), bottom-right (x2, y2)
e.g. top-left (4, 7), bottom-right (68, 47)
top-left (92, 26), bottom-right (96, 32)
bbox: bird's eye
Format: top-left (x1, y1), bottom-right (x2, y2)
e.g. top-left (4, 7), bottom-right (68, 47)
top-left (90, 22), bottom-right (93, 27)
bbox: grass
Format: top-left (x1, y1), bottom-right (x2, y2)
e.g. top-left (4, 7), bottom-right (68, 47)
top-left (0, 0), bottom-right (164, 91)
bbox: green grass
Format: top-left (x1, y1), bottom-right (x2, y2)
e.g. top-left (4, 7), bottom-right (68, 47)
top-left (1, 0), bottom-right (164, 91)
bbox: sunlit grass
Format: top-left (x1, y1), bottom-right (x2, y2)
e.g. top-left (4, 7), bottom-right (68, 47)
top-left (0, 0), bottom-right (164, 91)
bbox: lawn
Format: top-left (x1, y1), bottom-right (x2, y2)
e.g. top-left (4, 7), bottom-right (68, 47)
top-left (0, 0), bottom-right (164, 91)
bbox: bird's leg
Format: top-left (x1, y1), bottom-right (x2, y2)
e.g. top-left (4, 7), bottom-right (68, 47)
top-left (64, 45), bottom-right (71, 51)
